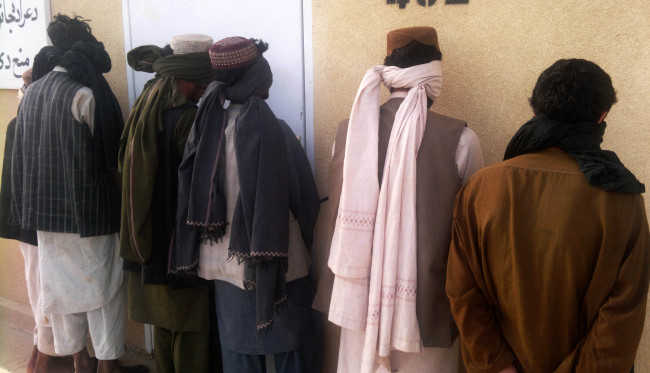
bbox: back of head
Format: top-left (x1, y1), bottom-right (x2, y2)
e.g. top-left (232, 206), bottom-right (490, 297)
top-left (209, 37), bottom-right (269, 85)
top-left (384, 26), bottom-right (442, 68)
top-left (47, 14), bottom-right (97, 51)
top-left (529, 59), bottom-right (617, 123)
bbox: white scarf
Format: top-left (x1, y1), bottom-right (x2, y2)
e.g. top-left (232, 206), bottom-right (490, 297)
top-left (328, 61), bottom-right (443, 372)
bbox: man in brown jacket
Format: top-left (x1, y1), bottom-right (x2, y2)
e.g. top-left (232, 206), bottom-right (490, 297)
top-left (314, 26), bottom-right (483, 372)
top-left (447, 59), bottom-right (649, 372)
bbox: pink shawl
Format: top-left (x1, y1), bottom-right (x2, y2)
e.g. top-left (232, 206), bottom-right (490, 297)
top-left (328, 61), bottom-right (443, 371)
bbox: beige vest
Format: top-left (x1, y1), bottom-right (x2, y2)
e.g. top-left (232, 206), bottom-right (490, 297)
top-left (314, 97), bottom-right (465, 347)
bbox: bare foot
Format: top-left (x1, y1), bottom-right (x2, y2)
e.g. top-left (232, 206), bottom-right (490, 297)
top-left (97, 359), bottom-right (120, 373)
top-left (34, 351), bottom-right (74, 373)
top-left (97, 360), bottom-right (148, 373)
top-left (72, 347), bottom-right (97, 373)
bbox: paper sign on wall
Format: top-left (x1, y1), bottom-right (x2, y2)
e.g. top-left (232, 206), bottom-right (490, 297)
top-left (0, 0), bottom-right (50, 89)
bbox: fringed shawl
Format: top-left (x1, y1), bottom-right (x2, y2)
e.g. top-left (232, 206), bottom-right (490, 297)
top-left (171, 57), bottom-right (298, 334)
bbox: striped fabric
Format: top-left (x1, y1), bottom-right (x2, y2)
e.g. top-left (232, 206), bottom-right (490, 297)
top-left (11, 71), bottom-right (120, 237)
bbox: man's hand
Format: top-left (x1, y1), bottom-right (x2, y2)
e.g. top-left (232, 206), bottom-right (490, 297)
top-left (499, 363), bottom-right (518, 373)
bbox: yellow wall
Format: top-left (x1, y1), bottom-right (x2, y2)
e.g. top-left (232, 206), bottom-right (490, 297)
top-left (0, 0), bottom-right (649, 370)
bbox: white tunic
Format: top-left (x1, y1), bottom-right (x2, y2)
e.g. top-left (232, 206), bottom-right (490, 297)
top-left (36, 67), bottom-right (123, 315)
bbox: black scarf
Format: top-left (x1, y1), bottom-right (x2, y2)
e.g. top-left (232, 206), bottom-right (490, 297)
top-left (33, 46), bottom-right (64, 81)
top-left (57, 41), bottom-right (124, 171)
top-left (504, 114), bottom-right (644, 193)
top-left (171, 57), bottom-right (293, 335)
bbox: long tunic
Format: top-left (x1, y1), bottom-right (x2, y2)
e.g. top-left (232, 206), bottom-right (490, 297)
top-left (314, 94), bottom-right (484, 347)
top-left (12, 68), bottom-right (123, 314)
top-left (198, 103), bottom-right (312, 287)
top-left (202, 103), bottom-right (320, 354)
top-left (125, 103), bottom-right (209, 332)
top-left (447, 149), bottom-right (650, 372)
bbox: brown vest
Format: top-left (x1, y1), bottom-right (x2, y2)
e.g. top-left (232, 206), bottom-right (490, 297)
top-left (314, 97), bottom-right (466, 347)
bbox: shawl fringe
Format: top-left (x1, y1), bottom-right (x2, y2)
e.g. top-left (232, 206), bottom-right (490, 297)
top-left (191, 220), bottom-right (227, 244)
top-left (167, 258), bottom-right (200, 283)
top-left (256, 294), bottom-right (288, 339)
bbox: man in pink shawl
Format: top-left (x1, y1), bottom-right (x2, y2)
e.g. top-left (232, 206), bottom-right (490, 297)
top-left (313, 26), bottom-right (484, 372)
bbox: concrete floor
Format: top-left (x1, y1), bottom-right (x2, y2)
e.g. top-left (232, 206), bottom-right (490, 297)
top-left (0, 296), bottom-right (155, 373)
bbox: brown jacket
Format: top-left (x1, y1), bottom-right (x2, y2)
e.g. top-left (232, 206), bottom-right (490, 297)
top-left (314, 97), bottom-right (467, 348)
top-left (447, 150), bottom-right (650, 372)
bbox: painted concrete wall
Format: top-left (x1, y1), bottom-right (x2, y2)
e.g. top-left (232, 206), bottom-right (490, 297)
top-left (0, 0), bottom-right (648, 370)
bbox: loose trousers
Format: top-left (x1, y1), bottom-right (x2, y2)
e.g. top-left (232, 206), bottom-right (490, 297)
top-left (50, 280), bottom-right (126, 360)
top-left (18, 242), bottom-right (57, 356)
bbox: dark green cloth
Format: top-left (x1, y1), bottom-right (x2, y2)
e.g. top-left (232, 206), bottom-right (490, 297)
top-left (118, 46), bottom-right (214, 264)
top-left (127, 272), bottom-right (209, 332)
top-left (153, 326), bottom-right (215, 373)
top-left (128, 45), bottom-right (215, 83)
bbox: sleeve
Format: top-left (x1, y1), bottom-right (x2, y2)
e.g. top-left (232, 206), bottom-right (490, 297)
top-left (446, 188), bottom-right (516, 373)
top-left (71, 87), bottom-right (95, 135)
top-left (456, 127), bottom-right (485, 184)
top-left (555, 197), bottom-right (650, 372)
top-left (173, 106), bottom-right (198, 157)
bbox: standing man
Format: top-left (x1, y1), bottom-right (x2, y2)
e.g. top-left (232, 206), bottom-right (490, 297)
top-left (119, 33), bottom-right (218, 373)
top-left (1, 69), bottom-right (73, 373)
top-left (169, 36), bottom-right (321, 373)
top-left (10, 14), bottom-right (144, 373)
top-left (447, 59), bottom-right (649, 372)
top-left (313, 26), bottom-right (484, 372)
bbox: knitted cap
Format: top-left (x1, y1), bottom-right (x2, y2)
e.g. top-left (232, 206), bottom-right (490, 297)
top-left (209, 36), bottom-right (259, 70)
top-left (170, 34), bottom-right (214, 55)
top-left (386, 26), bottom-right (439, 56)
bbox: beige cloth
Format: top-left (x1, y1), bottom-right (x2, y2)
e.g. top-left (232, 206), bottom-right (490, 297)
top-left (198, 103), bottom-right (311, 287)
top-left (18, 242), bottom-right (57, 355)
top-left (37, 232), bottom-right (123, 314)
top-left (51, 280), bottom-right (126, 359)
top-left (328, 61), bottom-right (443, 372)
top-left (338, 328), bottom-right (459, 373)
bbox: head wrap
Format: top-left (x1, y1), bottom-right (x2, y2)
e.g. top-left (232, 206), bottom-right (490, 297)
top-left (327, 61), bottom-right (443, 366)
top-left (118, 39), bottom-right (214, 265)
top-left (171, 55), bottom-right (299, 335)
top-left (32, 46), bottom-right (64, 81)
top-left (209, 36), bottom-right (260, 70)
top-left (54, 41), bottom-right (124, 172)
top-left (386, 26), bottom-right (439, 56)
top-left (504, 114), bottom-right (645, 193)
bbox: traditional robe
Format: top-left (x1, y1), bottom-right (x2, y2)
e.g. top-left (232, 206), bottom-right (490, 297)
top-left (202, 103), bottom-right (321, 357)
top-left (125, 103), bottom-right (209, 333)
top-left (314, 95), bottom-right (483, 347)
top-left (447, 149), bottom-right (650, 372)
